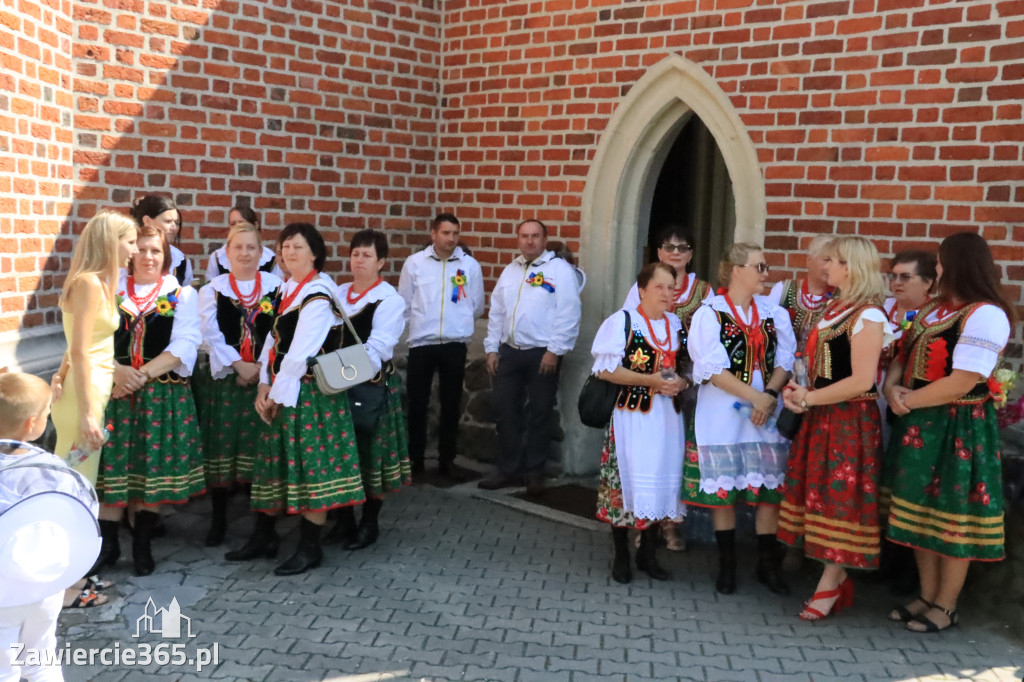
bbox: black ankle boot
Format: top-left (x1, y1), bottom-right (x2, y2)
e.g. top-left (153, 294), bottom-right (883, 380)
top-left (755, 533), bottom-right (790, 595)
top-left (323, 506), bottom-right (358, 545)
top-left (205, 487), bottom-right (230, 547)
top-left (610, 527), bottom-right (632, 584)
top-left (344, 498), bottom-right (382, 551)
top-left (715, 529), bottom-right (737, 594)
top-left (132, 510), bottom-right (159, 577)
top-left (275, 517), bottom-right (324, 576)
top-left (636, 526), bottom-right (669, 580)
top-left (224, 513), bottom-right (279, 561)
top-left (89, 519), bottom-right (121, 574)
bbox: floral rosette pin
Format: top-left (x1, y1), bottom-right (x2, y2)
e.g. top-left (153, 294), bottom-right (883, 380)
top-left (527, 271), bottom-right (555, 292)
top-left (989, 367), bottom-right (1018, 408)
top-left (155, 291), bottom-right (178, 317)
top-left (257, 296), bottom-right (275, 316)
top-left (899, 310), bottom-right (917, 332)
top-left (450, 270), bottom-right (467, 303)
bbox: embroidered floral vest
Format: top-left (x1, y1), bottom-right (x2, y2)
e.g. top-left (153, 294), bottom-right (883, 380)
top-left (713, 309), bottom-right (777, 386)
top-left (268, 292), bottom-right (342, 380)
top-left (899, 300), bottom-right (994, 404)
top-left (113, 292), bottom-right (182, 380)
top-left (616, 325), bottom-right (680, 414)
top-left (215, 287), bottom-right (279, 360)
top-left (809, 305), bottom-right (882, 398)
top-left (780, 279), bottom-right (829, 347)
top-left (674, 279), bottom-right (711, 359)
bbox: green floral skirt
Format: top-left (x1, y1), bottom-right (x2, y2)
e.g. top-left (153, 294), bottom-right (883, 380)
top-left (250, 378), bottom-right (364, 515)
top-left (357, 373), bottom-right (412, 498)
top-left (887, 402), bottom-right (1004, 561)
top-left (98, 380), bottom-right (206, 506)
top-left (201, 375), bottom-right (260, 486)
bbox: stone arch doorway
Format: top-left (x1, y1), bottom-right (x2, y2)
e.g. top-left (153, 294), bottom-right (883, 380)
top-left (560, 55), bottom-right (766, 475)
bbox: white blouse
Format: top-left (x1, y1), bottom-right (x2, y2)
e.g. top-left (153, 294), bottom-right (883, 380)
top-left (198, 273), bottom-right (283, 380)
top-left (688, 295), bottom-right (797, 384)
top-left (919, 304), bottom-right (1010, 377)
top-left (591, 308), bottom-right (682, 375)
top-left (257, 277), bottom-right (341, 408)
top-left (115, 273), bottom-right (202, 376)
top-left (335, 281), bottom-right (407, 373)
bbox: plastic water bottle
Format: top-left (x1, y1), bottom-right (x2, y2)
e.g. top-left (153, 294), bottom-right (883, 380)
top-left (733, 401), bottom-right (777, 429)
top-left (792, 351), bottom-right (809, 388)
top-left (65, 424), bottom-right (113, 467)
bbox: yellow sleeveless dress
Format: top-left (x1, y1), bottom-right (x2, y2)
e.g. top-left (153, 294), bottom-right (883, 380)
top-left (51, 301), bottom-right (119, 484)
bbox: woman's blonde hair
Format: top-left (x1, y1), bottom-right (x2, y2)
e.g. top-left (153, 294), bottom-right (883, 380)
top-left (226, 221), bottom-right (260, 247)
top-left (830, 235), bottom-right (886, 306)
top-left (807, 234), bottom-right (836, 258)
top-left (717, 242), bottom-right (763, 288)
top-left (59, 210), bottom-right (137, 310)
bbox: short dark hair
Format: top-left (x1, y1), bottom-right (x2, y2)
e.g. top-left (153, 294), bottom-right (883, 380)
top-left (938, 232), bottom-right (1016, 323)
top-left (517, 219), bottom-right (547, 236)
top-left (279, 222), bottom-right (327, 272)
top-left (891, 250), bottom-right (937, 283)
top-left (637, 261), bottom-right (677, 290)
top-left (349, 228), bottom-right (389, 259)
top-left (432, 213), bottom-right (459, 231)
top-left (655, 225), bottom-right (694, 250)
top-left (230, 205), bottom-right (260, 229)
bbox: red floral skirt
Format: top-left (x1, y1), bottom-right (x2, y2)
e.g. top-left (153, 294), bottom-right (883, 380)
top-left (778, 399), bottom-right (883, 570)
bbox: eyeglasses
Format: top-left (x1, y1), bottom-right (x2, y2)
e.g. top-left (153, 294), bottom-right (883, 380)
top-left (738, 262), bottom-right (770, 273)
top-left (660, 243), bottom-right (693, 253)
top-left (887, 272), bottom-right (919, 283)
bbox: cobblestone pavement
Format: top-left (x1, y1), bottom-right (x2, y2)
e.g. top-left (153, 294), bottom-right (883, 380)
top-left (57, 481), bottom-right (1023, 682)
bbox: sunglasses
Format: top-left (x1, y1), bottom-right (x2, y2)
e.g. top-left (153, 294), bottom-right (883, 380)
top-left (738, 262), bottom-right (770, 273)
top-left (886, 272), bottom-right (919, 282)
top-left (660, 243), bottom-right (692, 253)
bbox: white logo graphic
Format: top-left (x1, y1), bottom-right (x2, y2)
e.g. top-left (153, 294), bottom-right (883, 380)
top-left (133, 597), bottom-right (195, 639)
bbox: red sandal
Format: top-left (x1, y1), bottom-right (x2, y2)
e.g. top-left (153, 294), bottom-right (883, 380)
top-left (798, 577), bottom-right (853, 621)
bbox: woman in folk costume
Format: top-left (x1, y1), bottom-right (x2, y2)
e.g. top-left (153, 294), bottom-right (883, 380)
top-left (779, 235), bottom-right (893, 620)
top-left (622, 226), bottom-right (712, 551)
top-left (766, 234), bottom-right (836, 347)
top-left (128, 195), bottom-right (193, 286)
top-left (593, 262), bottom-right (689, 583)
top-left (884, 232), bottom-right (1014, 633)
top-left (203, 205), bottom-right (284, 281)
top-left (198, 222), bottom-right (282, 546)
top-left (226, 223), bottom-right (363, 576)
top-left (95, 225), bottom-right (205, 577)
top-left (324, 229), bottom-right (411, 550)
top-left (686, 243), bottom-right (796, 595)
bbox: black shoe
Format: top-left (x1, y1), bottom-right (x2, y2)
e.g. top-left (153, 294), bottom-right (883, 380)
top-left (224, 513), bottom-right (279, 561)
top-left (344, 498), bottom-right (382, 551)
top-left (275, 518), bottom-right (324, 576)
top-left (715, 529), bottom-right (737, 594)
top-left (322, 506), bottom-right (358, 546)
top-left (611, 527), bottom-right (632, 584)
top-left (132, 510), bottom-right (159, 577)
top-left (437, 460), bottom-right (470, 482)
top-left (636, 526), bottom-right (669, 580)
top-left (477, 475), bottom-right (523, 491)
top-left (756, 534), bottom-right (790, 595)
top-left (205, 487), bottom-right (230, 547)
top-left (89, 519), bottom-right (121, 574)
top-left (525, 474), bottom-right (545, 497)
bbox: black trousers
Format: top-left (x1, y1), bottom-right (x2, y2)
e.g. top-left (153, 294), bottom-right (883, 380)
top-left (406, 342), bottom-right (468, 466)
top-left (493, 344), bottom-right (560, 477)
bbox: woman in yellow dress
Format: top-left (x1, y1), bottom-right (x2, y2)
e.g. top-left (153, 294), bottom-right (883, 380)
top-left (50, 209), bottom-right (138, 608)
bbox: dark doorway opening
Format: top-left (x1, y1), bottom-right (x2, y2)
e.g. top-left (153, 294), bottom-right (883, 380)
top-left (645, 115), bottom-right (737, 283)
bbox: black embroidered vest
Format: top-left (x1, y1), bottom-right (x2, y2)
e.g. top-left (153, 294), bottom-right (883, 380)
top-left (215, 286), bottom-right (280, 360)
top-left (780, 279), bottom-right (830, 346)
top-left (900, 301), bottom-right (993, 404)
top-left (113, 296), bottom-right (181, 381)
top-left (173, 257), bottom-right (189, 285)
top-left (616, 327), bottom-right (669, 414)
top-left (341, 301), bottom-right (380, 350)
top-left (810, 305), bottom-right (881, 398)
top-left (714, 309), bottom-right (777, 385)
top-left (268, 292), bottom-right (342, 380)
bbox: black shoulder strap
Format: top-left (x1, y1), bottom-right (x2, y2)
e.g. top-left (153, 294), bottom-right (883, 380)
top-left (621, 311), bottom-right (631, 352)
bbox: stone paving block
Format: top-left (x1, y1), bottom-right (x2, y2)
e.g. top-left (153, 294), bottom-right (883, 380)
top-left (626, 648), bottom-right (678, 666)
top-left (409, 662), bottom-right (467, 678)
top-left (751, 643), bottom-right (805, 661)
top-left (885, 661), bottom-right (945, 678)
top-left (552, 632), bottom-right (598, 648)
top-left (445, 650), bottom-right (498, 666)
top-left (571, 673), bottom-right (626, 682)
top-left (319, 628), bottom-right (377, 645)
top-left (727, 653), bottom-right (784, 674)
top-left (289, 638), bottom-right (346, 657)
top-left (464, 664), bottom-right (517, 682)
top-left (779, 657), bottom-right (837, 676)
top-left (517, 668), bottom-right (573, 682)
top-left (503, 628), bottom-right (553, 645)
top-left (493, 653), bottom-right (549, 671)
top-left (523, 642), bottom-right (577, 659)
top-left (390, 645), bottom-right (445, 666)
top-left (756, 671), bottom-right (812, 682)
top-left (253, 648), bottom-right (308, 669)
top-left (800, 645), bottom-right (857, 662)
top-left (600, 659), bottom-right (651, 677)
top-left (547, 655), bottom-right (601, 674)
top-left (209, 661), bottom-right (275, 679)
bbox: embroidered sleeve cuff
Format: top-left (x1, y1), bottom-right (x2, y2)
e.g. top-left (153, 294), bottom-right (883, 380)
top-left (693, 361), bottom-right (730, 384)
top-left (207, 345), bottom-right (242, 380)
top-left (591, 354), bottom-right (621, 376)
top-left (164, 342), bottom-right (198, 376)
top-left (267, 375), bottom-right (301, 408)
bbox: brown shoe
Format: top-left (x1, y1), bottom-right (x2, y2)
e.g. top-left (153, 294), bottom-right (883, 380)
top-left (525, 474), bottom-right (544, 496)
top-left (477, 475), bottom-right (523, 491)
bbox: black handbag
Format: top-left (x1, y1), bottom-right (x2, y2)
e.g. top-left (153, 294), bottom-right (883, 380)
top-left (349, 380), bottom-right (386, 434)
top-left (577, 312), bottom-right (631, 429)
top-left (776, 407), bottom-right (802, 440)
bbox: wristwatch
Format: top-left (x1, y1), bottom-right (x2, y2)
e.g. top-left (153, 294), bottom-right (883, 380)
top-left (764, 388), bottom-right (779, 398)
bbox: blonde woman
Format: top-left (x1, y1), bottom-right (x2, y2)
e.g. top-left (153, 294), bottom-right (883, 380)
top-left (51, 211), bottom-right (139, 482)
top-left (779, 236), bottom-right (893, 620)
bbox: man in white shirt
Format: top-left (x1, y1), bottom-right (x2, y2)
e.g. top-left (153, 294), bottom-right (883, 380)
top-left (479, 219), bottom-right (582, 493)
top-left (398, 213), bottom-right (485, 479)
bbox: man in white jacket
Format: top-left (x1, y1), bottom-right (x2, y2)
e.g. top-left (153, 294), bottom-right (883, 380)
top-left (398, 214), bottom-right (485, 479)
top-left (479, 219), bottom-right (582, 494)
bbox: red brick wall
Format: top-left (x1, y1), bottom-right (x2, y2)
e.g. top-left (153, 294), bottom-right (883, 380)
top-left (0, 0), bottom-right (74, 332)
top-left (439, 0), bottom-right (1024, 344)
